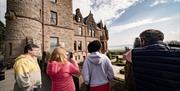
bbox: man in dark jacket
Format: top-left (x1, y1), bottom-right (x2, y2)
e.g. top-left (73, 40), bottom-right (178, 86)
top-left (132, 29), bottom-right (180, 91)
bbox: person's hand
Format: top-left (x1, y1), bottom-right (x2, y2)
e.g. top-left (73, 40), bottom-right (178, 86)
top-left (68, 57), bottom-right (76, 63)
top-left (123, 50), bottom-right (132, 63)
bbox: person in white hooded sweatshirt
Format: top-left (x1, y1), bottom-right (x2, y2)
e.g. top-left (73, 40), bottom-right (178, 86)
top-left (82, 40), bottom-right (114, 91)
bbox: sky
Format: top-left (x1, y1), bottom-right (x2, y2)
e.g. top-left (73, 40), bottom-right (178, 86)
top-left (0, 0), bottom-right (180, 47)
top-left (73, 0), bottom-right (180, 47)
top-left (0, 0), bottom-right (6, 23)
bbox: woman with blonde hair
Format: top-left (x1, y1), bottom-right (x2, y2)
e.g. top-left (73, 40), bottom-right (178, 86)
top-left (47, 47), bottom-right (79, 91)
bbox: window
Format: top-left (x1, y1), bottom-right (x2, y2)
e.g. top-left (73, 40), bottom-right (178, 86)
top-left (50, 37), bottom-right (59, 52)
top-left (40, 9), bottom-right (41, 18)
top-left (74, 41), bottom-right (77, 51)
top-left (50, 0), bottom-right (56, 3)
top-left (75, 56), bottom-right (77, 60)
top-left (50, 11), bottom-right (57, 25)
top-left (9, 43), bottom-right (12, 56)
top-left (78, 27), bottom-right (83, 36)
top-left (78, 41), bottom-right (82, 51)
top-left (92, 30), bottom-right (95, 37)
top-left (78, 55), bottom-right (80, 60)
top-left (88, 28), bottom-right (92, 36)
top-left (78, 17), bottom-right (80, 22)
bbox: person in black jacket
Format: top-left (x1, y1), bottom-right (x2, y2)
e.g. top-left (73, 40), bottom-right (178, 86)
top-left (132, 29), bottom-right (180, 91)
top-left (123, 29), bottom-right (168, 62)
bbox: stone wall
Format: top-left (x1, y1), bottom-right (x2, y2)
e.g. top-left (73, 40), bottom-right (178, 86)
top-left (44, 25), bottom-right (74, 52)
top-left (44, 0), bottom-right (73, 29)
top-left (43, 0), bottom-right (74, 53)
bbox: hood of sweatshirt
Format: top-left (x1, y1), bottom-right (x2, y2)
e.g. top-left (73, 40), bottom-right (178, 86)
top-left (87, 52), bottom-right (102, 64)
top-left (15, 54), bottom-right (37, 62)
top-left (15, 55), bottom-right (27, 61)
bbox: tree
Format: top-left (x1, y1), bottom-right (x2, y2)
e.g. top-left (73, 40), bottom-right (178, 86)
top-left (0, 21), bottom-right (5, 40)
top-left (167, 40), bottom-right (180, 48)
top-left (0, 21), bottom-right (5, 55)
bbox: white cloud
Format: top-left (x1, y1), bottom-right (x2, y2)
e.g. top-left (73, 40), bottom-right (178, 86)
top-left (174, 0), bottom-right (180, 2)
top-left (73, 0), bottom-right (140, 24)
top-left (73, 0), bottom-right (92, 17)
top-left (169, 31), bottom-right (180, 34)
top-left (150, 0), bottom-right (168, 7)
top-left (109, 17), bottom-right (172, 33)
top-left (0, 0), bottom-right (6, 23)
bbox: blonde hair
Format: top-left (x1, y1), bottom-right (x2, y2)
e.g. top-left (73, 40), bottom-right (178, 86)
top-left (49, 47), bottom-right (67, 63)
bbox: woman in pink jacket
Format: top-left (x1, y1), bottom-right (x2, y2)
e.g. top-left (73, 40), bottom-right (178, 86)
top-left (47, 47), bottom-right (79, 91)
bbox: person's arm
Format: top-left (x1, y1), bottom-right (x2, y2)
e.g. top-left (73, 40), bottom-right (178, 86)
top-left (106, 56), bottom-right (115, 81)
top-left (123, 50), bottom-right (132, 63)
top-left (68, 58), bottom-right (80, 74)
top-left (46, 61), bottom-right (61, 76)
top-left (13, 60), bottom-right (33, 90)
top-left (82, 60), bottom-right (90, 85)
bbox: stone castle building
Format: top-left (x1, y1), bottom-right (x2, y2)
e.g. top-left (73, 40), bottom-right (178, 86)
top-left (5, 0), bottom-right (109, 63)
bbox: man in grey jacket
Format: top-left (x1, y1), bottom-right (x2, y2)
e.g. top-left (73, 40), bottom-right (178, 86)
top-left (82, 40), bottom-right (114, 91)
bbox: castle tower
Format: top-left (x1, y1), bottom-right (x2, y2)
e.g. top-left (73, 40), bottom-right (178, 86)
top-left (5, 0), bottom-right (74, 64)
top-left (5, 0), bottom-right (43, 64)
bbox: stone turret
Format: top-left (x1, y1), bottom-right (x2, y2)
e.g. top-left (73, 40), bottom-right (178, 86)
top-left (5, 0), bottom-right (42, 64)
top-left (74, 8), bottom-right (83, 23)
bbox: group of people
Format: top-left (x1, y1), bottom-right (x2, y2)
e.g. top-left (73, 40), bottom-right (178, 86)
top-left (13, 29), bottom-right (179, 91)
top-left (13, 39), bottom-right (114, 91)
